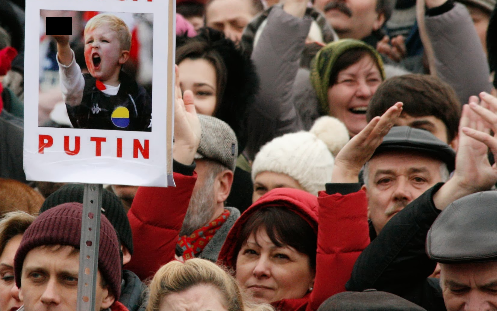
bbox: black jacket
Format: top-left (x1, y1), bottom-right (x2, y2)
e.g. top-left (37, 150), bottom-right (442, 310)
top-left (67, 71), bottom-right (152, 132)
top-left (346, 183), bottom-right (447, 311)
top-left (0, 110), bottom-right (25, 183)
top-left (119, 270), bottom-right (148, 311)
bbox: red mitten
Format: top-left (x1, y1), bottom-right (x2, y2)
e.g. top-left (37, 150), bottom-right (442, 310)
top-left (0, 47), bottom-right (18, 76)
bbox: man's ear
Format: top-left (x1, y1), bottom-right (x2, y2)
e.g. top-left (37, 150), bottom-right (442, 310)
top-left (372, 12), bottom-right (386, 31)
top-left (449, 134), bottom-right (459, 152)
top-left (122, 246), bottom-right (132, 266)
top-left (100, 287), bottom-right (115, 310)
top-left (119, 50), bottom-right (130, 65)
top-left (361, 184), bottom-right (371, 218)
top-left (215, 170), bottom-right (234, 204)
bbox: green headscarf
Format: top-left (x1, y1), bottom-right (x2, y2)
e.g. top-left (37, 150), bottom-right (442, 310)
top-left (310, 39), bottom-right (385, 115)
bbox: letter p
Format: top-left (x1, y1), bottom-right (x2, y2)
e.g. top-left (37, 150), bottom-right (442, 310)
top-left (39, 135), bottom-right (53, 154)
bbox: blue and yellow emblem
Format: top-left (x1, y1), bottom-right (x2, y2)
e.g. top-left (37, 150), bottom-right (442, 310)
top-left (111, 107), bottom-right (130, 128)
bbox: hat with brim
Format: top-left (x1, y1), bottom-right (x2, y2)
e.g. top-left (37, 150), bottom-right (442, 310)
top-left (372, 126), bottom-right (456, 172)
top-left (427, 191), bottom-right (497, 263)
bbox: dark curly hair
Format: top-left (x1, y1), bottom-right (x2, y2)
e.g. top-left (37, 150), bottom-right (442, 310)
top-left (176, 28), bottom-right (259, 153)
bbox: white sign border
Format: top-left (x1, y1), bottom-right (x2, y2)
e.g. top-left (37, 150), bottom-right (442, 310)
top-left (24, 0), bottom-right (175, 187)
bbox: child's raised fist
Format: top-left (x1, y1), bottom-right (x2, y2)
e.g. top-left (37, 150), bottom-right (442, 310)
top-left (52, 35), bottom-right (70, 47)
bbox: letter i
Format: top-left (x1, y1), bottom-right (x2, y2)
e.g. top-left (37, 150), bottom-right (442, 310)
top-left (117, 138), bottom-right (123, 158)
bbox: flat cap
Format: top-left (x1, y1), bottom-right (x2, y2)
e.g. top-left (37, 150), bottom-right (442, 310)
top-left (373, 126), bottom-right (456, 172)
top-left (194, 115), bottom-right (238, 171)
top-left (318, 290), bottom-right (427, 311)
top-left (427, 191), bottom-right (497, 263)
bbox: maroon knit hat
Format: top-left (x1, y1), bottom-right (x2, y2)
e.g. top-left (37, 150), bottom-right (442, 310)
top-left (14, 202), bottom-right (121, 300)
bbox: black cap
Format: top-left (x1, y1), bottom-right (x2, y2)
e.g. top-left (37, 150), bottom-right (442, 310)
top-left (318, 290), bottom-right (427, 311)
top-left (427, 191), bottom-right (497, 263)
top-left (373, 126), bottom-right (456, 172)
top-left (40, 184), bottom-right (133, 255)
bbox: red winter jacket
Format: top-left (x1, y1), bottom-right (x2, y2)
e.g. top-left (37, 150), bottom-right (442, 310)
top-left (112, 301), bottom-right (130, 311)
top-left (217, 188), bottom-right (369, 311)
top-left (125, 172), bottom-right (197, 280)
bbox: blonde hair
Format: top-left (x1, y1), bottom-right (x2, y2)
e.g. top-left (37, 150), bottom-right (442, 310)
top-left (84, 13), bottom-right (131, 50)
top-left (146, 259), bottom-right (274, 311)
top-left (0, 211), bottom-right (35, 256)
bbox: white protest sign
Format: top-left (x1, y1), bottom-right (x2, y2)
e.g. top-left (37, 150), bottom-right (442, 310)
top-left (24, 0), bottom-right (176, 187)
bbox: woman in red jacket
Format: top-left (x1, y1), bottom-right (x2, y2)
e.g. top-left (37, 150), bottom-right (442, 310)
top-left (217, 187), bottom-right (369, 311)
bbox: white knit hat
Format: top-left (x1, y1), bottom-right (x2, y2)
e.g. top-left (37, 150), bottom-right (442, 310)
top-left (251, 116), bottom-right (349, 195)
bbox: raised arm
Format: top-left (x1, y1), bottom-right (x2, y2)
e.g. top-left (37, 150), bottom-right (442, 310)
top-left (421, 0), bottom-right (492, 104)
top-left (434, 93), bottom-right (497, 209)
top-left (244, 0), bottom-right (311, 159)
top-left (331, 102), bottom-right (403, 183)
top-left (125, 68), bottom-right (201, 280)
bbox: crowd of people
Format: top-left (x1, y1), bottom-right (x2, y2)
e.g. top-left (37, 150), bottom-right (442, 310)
top-left (1, 0), bottom-right (497, 309)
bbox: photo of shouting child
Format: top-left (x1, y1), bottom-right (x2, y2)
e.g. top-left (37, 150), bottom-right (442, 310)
top-left (53, 13), bottom-right (152, 131)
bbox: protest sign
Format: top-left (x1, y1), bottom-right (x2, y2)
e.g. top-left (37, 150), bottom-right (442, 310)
top-left (24, 0), bottom-right (175, 187)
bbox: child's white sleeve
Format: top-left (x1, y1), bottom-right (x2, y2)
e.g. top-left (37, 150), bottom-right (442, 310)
top-left (57, 49), bottom-right (85, 107)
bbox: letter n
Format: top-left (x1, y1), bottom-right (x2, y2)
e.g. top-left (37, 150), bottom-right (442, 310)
top-left (133, 139), bottom-right (149, 159)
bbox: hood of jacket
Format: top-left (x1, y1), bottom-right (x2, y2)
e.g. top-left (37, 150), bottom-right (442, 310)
top-left (217, 188), bottom-right (319, 271)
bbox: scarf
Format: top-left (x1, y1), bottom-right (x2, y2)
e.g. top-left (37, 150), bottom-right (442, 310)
top-left (178, 209), bottom-right (231, 260)
top-left (310, 39), bottom-right (385, 115)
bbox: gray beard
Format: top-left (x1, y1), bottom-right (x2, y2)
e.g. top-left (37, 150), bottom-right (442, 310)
top-left (179, 181), bottom-right (217, 237)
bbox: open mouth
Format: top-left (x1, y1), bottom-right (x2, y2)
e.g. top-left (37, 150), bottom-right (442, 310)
top-left (349, 107), bottom-right (367, 114)
top-left (92, 53), bottom-right (101, 68)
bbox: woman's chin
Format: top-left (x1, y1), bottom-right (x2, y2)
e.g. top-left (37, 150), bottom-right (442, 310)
top-left (245, 291), bottom-right (273, 305)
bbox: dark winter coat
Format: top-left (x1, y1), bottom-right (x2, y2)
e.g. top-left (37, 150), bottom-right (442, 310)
top-left (346, 183), bottom-right (446, 311)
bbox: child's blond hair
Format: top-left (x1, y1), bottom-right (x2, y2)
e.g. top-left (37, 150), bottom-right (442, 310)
top-left (84, 13), bottom-right (132, 51)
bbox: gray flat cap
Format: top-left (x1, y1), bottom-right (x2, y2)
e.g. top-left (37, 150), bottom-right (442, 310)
top-left (427, 191), bottom-right (497, 263)
top-left (373, 126), bottom-right (456, 172)
top-left (194, 115), bottom-right (238, 171)
top-left (318, 290), bottom-right (427, 311)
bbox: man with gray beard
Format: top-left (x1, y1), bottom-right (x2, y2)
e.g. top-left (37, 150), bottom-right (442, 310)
top-left (126, 114), bottom-right (239, 280)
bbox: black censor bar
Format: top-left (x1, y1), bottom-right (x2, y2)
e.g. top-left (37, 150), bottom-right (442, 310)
top-left (45, 17), bottom-right (72, 35)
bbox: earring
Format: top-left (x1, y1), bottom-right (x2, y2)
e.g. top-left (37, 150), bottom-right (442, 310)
top-left (309, 287), bottom-right (313, 292)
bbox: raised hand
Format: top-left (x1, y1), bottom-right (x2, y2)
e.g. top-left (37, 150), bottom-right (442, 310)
top-left (173, 65), bottom-right (201, 165)
top-left (377, 35), bottom-right (407, 63)
top-left (52, 35), bottom-right (70, 46)
top-left (51, 35), bottom-right (72, 66)
top-left (434, 93), bottom-right (497, 210)
top-left (331, 102), bottom-right (403, 183)
top-left (282, 0), bottom-right (308, 18)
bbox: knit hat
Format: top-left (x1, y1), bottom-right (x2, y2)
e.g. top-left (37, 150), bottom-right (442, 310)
top-left (14, 203), bottom-right (122, 300)
top-left (195, 115), bottom-right (238, 171)
top-left (310, 39), bottom-right (385, 115)
top-left (39, 184), bottom-right (133, 255)
top-left (251, 116), bottom-right (349, 195)
top-left (456, 0), bottom-right (495, 13)
top-left (318, 290), bottom-right (427, 310)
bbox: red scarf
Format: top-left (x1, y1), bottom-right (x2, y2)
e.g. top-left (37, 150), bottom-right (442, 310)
top-left (178, 209), bottom-right (231, 260)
